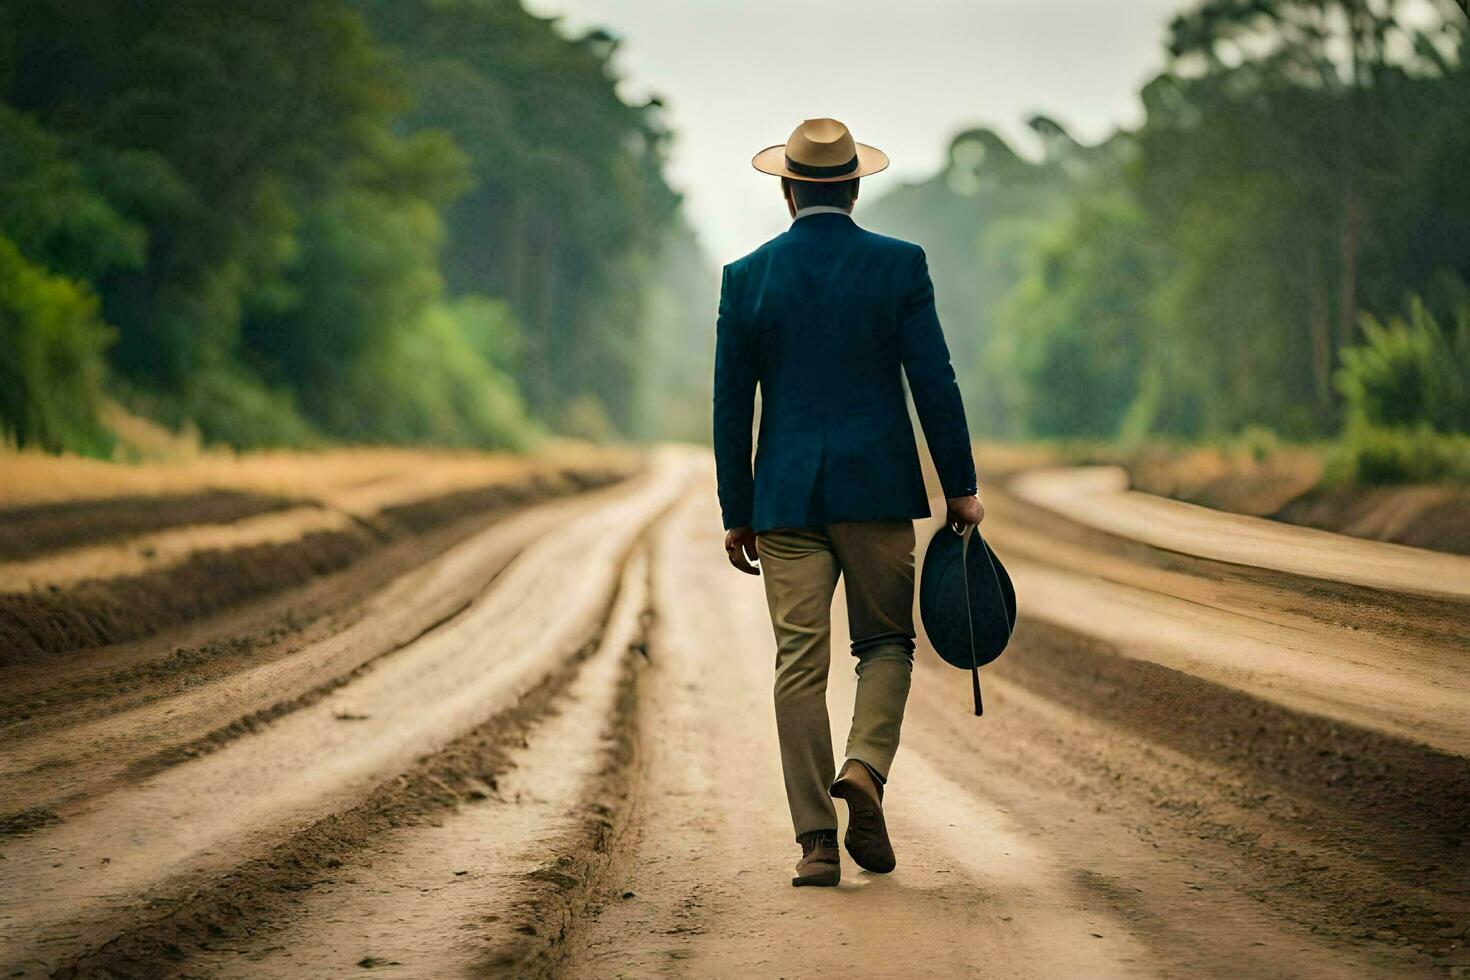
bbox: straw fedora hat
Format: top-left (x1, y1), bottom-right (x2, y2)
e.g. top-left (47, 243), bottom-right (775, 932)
top-left (752, 117), bottom-right (889, 183)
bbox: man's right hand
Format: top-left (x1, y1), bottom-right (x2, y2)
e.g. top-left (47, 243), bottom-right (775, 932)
top-left (946, 493), bottom-right (986, 531)
top-left (724, 526), bottom-right (760, 575)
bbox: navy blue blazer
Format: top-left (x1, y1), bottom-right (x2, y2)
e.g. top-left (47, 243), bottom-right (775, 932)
top-left (713, 211), bottom-right (976, 532)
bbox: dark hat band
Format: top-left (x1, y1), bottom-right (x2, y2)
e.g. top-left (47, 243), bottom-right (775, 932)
top-left (784, 153), bottom-right (859, 178)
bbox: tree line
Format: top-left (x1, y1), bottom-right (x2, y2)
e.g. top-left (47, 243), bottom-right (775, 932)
top-left (868, 0), bottom-right (1470, 481)
top-left (0, 0), bottom-right (713, 456)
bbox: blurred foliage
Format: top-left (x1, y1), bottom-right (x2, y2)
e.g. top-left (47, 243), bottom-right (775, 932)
top-left (0, 233), bottom-right (114, 454)
top-left (1331, 423), bottom-right (1470, 483)
top-left (350, 0), bottom-right (695, 434)
top-left (632, 217), bottom-right (721, 441)
top-left (1330, 294), bottom-right (1470, 483)
top-left (868, 123), bottom-right (1079, 435)
top-left (0, 0), bottom-right (711, 454)
top-left (153, 367), bottom-right (321, 451)
top-left (1001, 193), bottom-right (1155, 438)
top-left (1338, 296), bottom-right (1470, 433)
top-left (868, 0), bottom-right (1470, 468)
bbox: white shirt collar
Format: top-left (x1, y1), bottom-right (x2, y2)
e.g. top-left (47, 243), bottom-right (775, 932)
top-left (792, 205), bottom-right (852, 223)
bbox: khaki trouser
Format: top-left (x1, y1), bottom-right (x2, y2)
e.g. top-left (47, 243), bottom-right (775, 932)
top-left (755, 521), bottom-right (916, 839)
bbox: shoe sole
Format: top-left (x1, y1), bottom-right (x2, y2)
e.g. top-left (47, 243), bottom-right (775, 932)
top-left (830, 777), bottom-right (896, 874)
top-left (792, 866), bottom-right (840, 887)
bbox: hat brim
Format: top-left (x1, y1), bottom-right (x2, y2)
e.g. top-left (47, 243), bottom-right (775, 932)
top-left (751, 142), bottom-right (889, 182)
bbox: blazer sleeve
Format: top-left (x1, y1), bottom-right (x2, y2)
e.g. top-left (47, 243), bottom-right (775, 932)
top-left (899, 246), bottom-right (978, 498)
top-left (712, 264), bottom-right (757, 529)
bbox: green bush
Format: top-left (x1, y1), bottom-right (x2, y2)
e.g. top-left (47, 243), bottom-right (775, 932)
top-left (181, 369), bottom-right (320, 450)
top-left (322, 300), bottom-right (535, 450)
top-left (1336, 297), bottom-right (1470, 434)
top-left (557, 395), bottom-right (616, 444)
top-left (0, 234), bottom-right (114, 454)
top-left (113, 365), bottom-right (320, 452)
top-left (1328, 295), bottom-right (1470, 484)
top-left (1231, 425), bottom-right (1285, 464)
top-left (1331, 424), bottom-right (1470, 484)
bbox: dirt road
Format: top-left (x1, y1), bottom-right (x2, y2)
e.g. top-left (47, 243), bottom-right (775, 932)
top-left (2, 449), bottom-right (1466, 978)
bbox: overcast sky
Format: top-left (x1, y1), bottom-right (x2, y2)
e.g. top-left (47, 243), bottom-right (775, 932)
top-left (523, 0), bottom-right (1185, 262)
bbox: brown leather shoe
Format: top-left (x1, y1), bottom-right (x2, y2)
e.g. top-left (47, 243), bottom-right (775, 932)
top-left (829, 759), bottom-right (895, 873)
top-left (792, 830), bottom-right (840, 887)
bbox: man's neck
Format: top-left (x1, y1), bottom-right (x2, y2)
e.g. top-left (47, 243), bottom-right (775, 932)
top-left (792, 205), bottom-right (852, 222)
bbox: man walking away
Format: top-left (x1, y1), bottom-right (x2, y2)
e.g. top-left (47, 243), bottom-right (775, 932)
top-left (713, 118), bottom-right (985, 887)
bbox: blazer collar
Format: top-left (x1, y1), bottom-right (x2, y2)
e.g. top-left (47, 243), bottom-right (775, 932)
top-left (787, 210), bottom-right (856, 235)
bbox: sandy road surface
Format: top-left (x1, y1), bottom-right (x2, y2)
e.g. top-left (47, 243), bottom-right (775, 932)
top-left (1, 453), bottom-right (1466, 977)
top-left (567, 490), bottom-right (1461, 978)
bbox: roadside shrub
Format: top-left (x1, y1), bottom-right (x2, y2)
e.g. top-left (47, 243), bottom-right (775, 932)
top-left (181, 369), bottom-right (320, 450)
top-left (114, 366), bottom-right (319, 452)
top-left (1331, 424), bottom-right (1470, 484)
top-left (1329, 295), bottom-right (1470, 484)
top-left (0, 234), bottom-right (114, 455)
top-left (242, 186), bottom-right (532, 451)
top-left (321, 301), bottom-right (535, 450)
top-left (1230, 425), bottom-right (1284, 464)
top-left (557, 395), bottom-right (616, 444)
top-left (1336, 297), bottom-right (1470, 434)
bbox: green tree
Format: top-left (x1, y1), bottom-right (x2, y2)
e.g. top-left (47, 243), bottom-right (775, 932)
top-left (866, 123), bottom-right (1084, 436)
top-left (1000, 193), bottom-right (1155, 438)
top-left (241, 134), bottom-right (532, 448)
top-left (3, 0), bottom-right (402, 427)
top-left (868, 0), bottom-right (1470, 443)
top-left (1, 0), bottom-right (700, 453)
top-left (1135, 0), bottom-right (1470, 434)
top-left (353, 0), bottom-right (682, 433)
top-left (0, 104), bottom-right (149, 282)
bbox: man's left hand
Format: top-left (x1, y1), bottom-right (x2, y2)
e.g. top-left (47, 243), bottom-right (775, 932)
top-left (724, 526), bottom-right (760, 575)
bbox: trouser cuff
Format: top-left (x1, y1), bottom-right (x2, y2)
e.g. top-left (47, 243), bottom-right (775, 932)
top-left (842, 753), bottom-right (889, 785)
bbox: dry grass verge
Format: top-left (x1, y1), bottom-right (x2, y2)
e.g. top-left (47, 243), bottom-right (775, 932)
top-left (0, 442), bottom-right (624, 511)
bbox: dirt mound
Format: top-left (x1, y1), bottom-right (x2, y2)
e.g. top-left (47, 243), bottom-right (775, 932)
top-left (995, 621), bottom-right (1470, 855)
top-left (988, 619), bottom-right (1470, 953)
top-left (1277, 483), bottom-right (1470, 555)
top-left (0, 529), bottom-right (373, 658)
top-left (1118, 446), bottom-right (1470, 555)
top-left (0, 465), bottom-right (633, 659)
top-left (1122, 445), bottom-right (1324, 517)
top-left (0, 491), bottom-right (302, 561)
